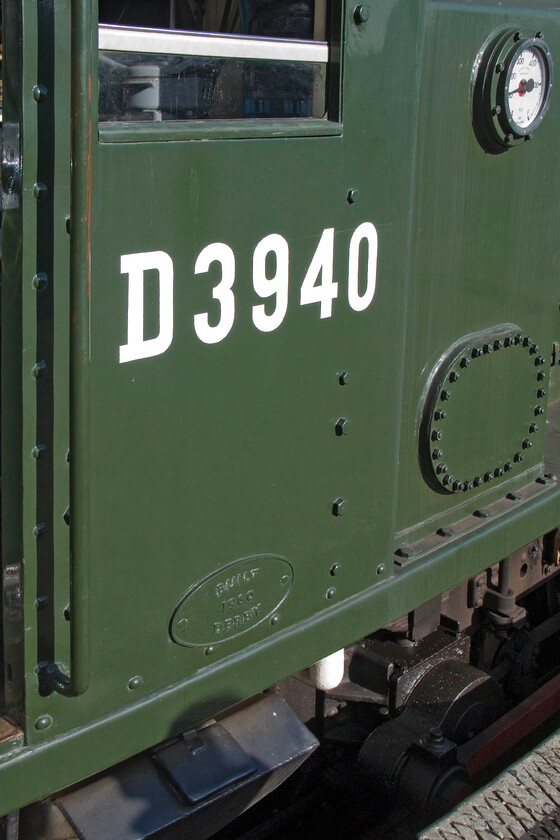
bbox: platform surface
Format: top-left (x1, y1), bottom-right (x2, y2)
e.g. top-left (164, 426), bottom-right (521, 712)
top-left (419, 728), bottom-right (560, 839)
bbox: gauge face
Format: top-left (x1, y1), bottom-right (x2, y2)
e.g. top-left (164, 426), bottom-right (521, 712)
top-left (506, 45), bottom-right (548, 132)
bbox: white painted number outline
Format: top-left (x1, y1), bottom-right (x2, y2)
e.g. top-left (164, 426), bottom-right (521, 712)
top-left (119, 223), bottom-right (378, 362)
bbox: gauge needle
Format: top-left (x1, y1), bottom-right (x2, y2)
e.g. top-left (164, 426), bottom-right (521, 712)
top-left (509, 78), bottom-right (535, 96)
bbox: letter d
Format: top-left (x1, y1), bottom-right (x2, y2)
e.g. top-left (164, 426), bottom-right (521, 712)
top-left (119, 251), bottom-right (174, 363)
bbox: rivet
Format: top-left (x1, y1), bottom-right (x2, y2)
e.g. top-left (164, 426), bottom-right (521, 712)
top-left (432, 448), bottom-right (443, 460)
top-left (449, 371), bottom-right (460, 383)
top-left (335, 417), bottom-right (349, 436)
top-left (494, 467), bottom-right (503, 477)
top-left (537, 388), bottom-right (547, 399)
top-left (32, 84), bottom-right (48, 102)
top-left (330, 563), bottom-right (341, 576)
top-left (436, 463), bottom-right (447, 474)
top-left (353, 4), bottom-right (369, 23)
top-left (347, 188), bottom-right (360, 204)
top-left (522, 438), bottom-right (532, 449)
top-left (535, 405), bottom-right (544, 415)
top-left (326, 587), bottom-right (336, 599)
top-left (472, 347), bottom-right (482, 358)
top-left (441, 389), bottom-right (451, 401)
top-left (32, 444), bottom-right (47, 459)
top-left (32, 273), bottom-right (48, 290)
top-left (332, 498), bottom-right (346, 516)
top-left (338, 371), bottom-right (350, 386)
top-left (460, 357), bottom-right (470, 368)
top-left (270, 614), bottom-right (280, 625)
top-left (473, 476), bottom-right (483, 487)
top-left (32, 360), bottom-right (47, 378)
top-left (537, 370), bottom-right (546, 381)
top-left (205, 646), bottom-right (215, 656)
top-left (128, 676), bottom-right (143, 690)
top-left (484, 472), bottom-right (493, 482)
top-left (33, 182), bottom-right (48, 199)
top-left (32, 523), bottom-right (46, 537)
top-left (529, 423), bottom-right (538, 433)
top-left (494, 339), bottom-right (503, 351)
top-left (34, 715), bottom-right (52, 731)
top-left (432, 429), bottom-right (442, 441)
top-left (376, 563), bottom-right (385, 575)
top-left (434, 409), bottom-right (447, 421)
top-left (514, 451), bottom-right (524, 463)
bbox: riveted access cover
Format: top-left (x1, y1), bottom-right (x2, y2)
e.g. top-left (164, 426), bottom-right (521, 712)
top-left (419, 326), bottom-right (547, 494)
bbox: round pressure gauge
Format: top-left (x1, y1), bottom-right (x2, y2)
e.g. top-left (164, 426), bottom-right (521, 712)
top-left (472, 29), bottom-right (554, 153)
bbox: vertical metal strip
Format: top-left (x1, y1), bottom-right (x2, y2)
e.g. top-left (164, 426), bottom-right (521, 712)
top-left (67, 0), bottom-right (93, 695)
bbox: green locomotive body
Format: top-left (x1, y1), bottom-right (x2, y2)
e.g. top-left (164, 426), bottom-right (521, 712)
top-left (1, 0), bottom-right (560, 834)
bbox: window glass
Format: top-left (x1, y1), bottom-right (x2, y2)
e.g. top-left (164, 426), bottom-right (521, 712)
top-left (98, 0), bottom-right (330, 122)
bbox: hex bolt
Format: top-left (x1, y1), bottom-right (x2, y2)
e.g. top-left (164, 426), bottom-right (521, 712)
top-left (460, 357), bottom-right (470, 368)
top-left (494, 467), bottom-right (503, 477)
top-left (338, 370), bottom-right (350, 386)
top-left (473, 476), bottom-right (483, 487)
top-left (353, 4), bottom-right (369, 23)
top-left (449, 371), bottom-right (460, 383)
top-left (494, 339), bottom-right (503, 351)
top-left (32, 273), bottom-right (48, 290)
top-left (537, 388), bottom-right (547, 398)
top-left (535, 405), bottom-right (544, 416)
top-left (514, 30), bottom-right (522, 41)
top-left (504, 461), bottom-right (513, 472)
top-left (472, 347), bottom-right (482, 358)
top-left (536, 30), bottom-right (543, 38)
top-left (335, 417), bottom-right (350, 436)
top-left (496, 62), bottom-right (505, 73)
top-left (347, 188), bottom-right (360, 204)
top-left (514, 333), bottom-right (522, 344)
top-left (332, 498), bottom-right (346, 516)
top-left (504, 336), bottom-right (512, 347)
top-left (33, 182), bottom-right (48, 199)
top-left (484, 471), bottom-right (493, 482)
top-left (436, 463), bottom-right (448, 475)
top-left (536, 356), bottom-right (546, 366)
top-left (523, 336), bottom-right (532, 347)
top-left (530, 344), bottom-right (539, 355)
top-left (432, 429), bottom-right (442, 441)
top-left (537, 370), bottom-right (546, 381)
top-left (441, 389), bottom-right (451, 401)
top-left (32, 84), bottom-right (48, 102)
top-left (434, 409), bottom-right (447, 421)
top-left (432, 448), bottom-right (443, 460)
top-left (523, 438), bottom-right (532, 449)
top-left (483, 343), bottom-right (493, 354)
top-left (529, 423), bottom-right (539, 433)
top-left (32, 360), bottom-right (47, 378)
top-left (443, 475), bottom-right (454, 486)
top-left (452, 480), bottom-right (462, 492)
top-left (514, 451), bottom-right (524, 463)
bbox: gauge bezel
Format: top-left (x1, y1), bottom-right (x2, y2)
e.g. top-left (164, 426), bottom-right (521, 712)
top-left (501, 37), bottom-right (553, 136)
top-left (472, 27), bottom-right (554, 153)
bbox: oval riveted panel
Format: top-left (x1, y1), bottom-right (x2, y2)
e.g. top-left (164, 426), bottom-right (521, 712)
top-left (419, 326), bottom-right (547, 494)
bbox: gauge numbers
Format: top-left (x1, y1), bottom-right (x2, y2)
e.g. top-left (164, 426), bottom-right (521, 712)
top-left (506, 46), bottom-right (547, 131)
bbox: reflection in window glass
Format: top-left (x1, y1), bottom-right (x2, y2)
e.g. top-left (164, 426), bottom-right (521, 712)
top-left (98, 0), bottom-right (330, 122)
top-left (99, 50), bottom-right (326, 121)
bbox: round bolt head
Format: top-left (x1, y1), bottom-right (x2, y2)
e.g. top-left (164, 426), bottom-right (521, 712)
top-left (335, 417), bottom-right (349, 436)
top-left (326, 587), bottom-right (336, 599)
top-left (128, 676), bottom-right (143, 691)
top-left (330, 563), bottom-right (341, 576)
top-left (34, 715), bottom-right (53, 731)
top-left (376, 563), bottom-right (385, 576)
top-left (32, 84), bottom-right (48, 102)
top-left (353, 4), bottom-right (369, 22)
top-left (338, 370), bottom-right (350, 386)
